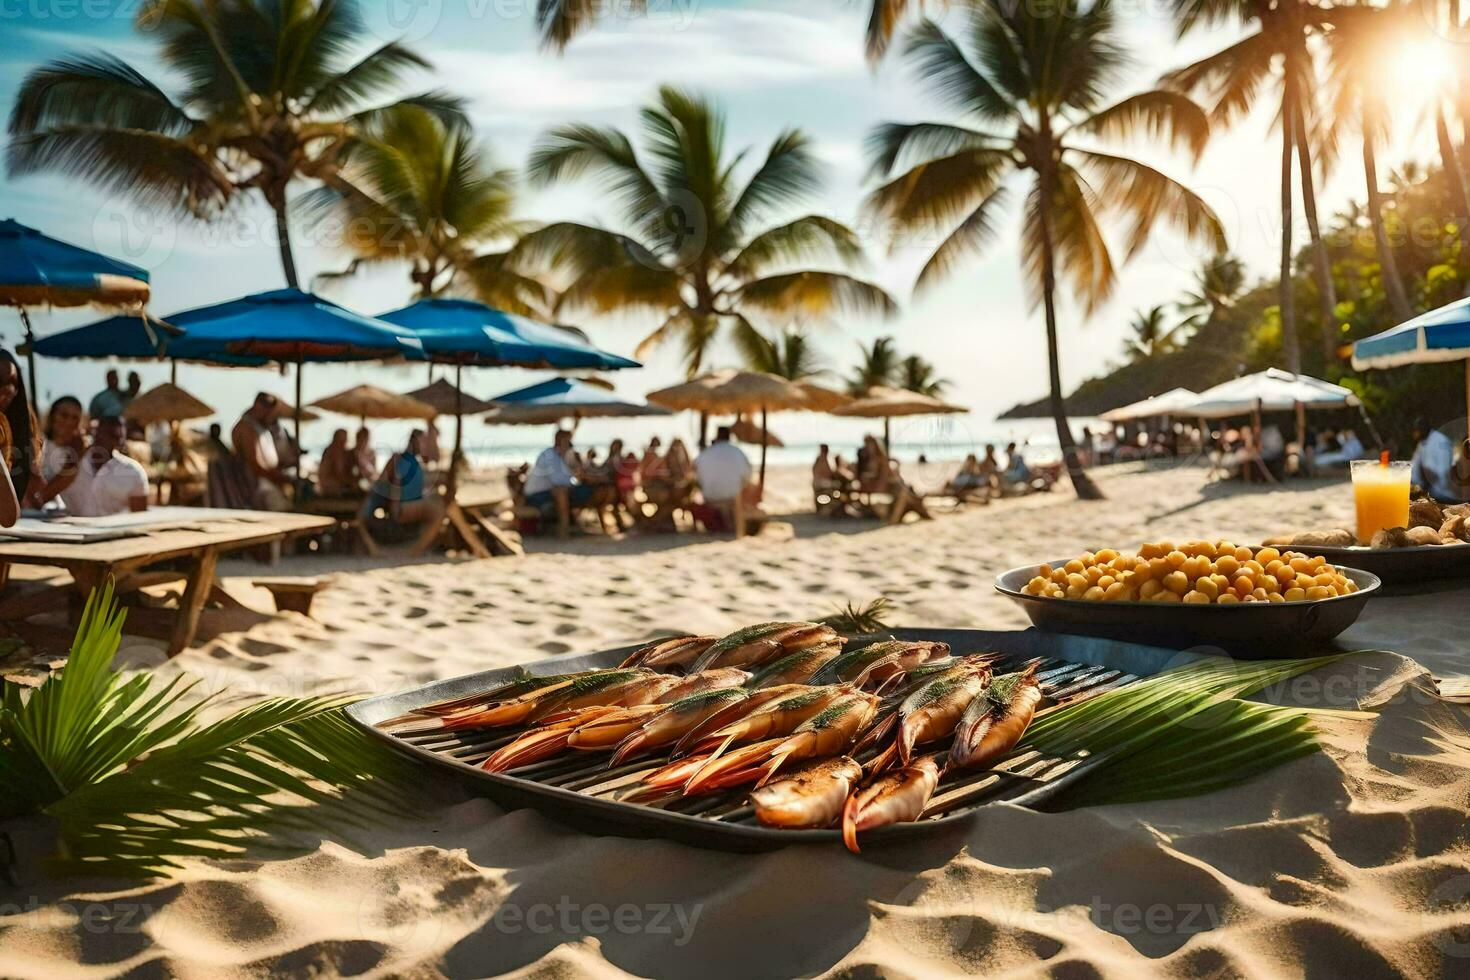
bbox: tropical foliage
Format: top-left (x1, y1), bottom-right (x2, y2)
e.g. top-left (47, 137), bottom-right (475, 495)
top-left (302, 105), bottom-right (550, 315)
top-left (511, 86), bottom-right (896, 377)
top-left (736, 328), bottom-right (825, 381)
top-left (0, 586), bottom-right (411, 878)
top-left (1122, 305), bottom-right (1187, 363)
top-left (5, 0), bottom-right (461, 288)
top-left (865, 3), bottom-right (1224, 498)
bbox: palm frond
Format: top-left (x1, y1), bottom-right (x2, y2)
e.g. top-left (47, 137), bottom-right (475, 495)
top-left (1069, 89), bottom-right (1212, 161)
top-left (306, 41), bottom-right (431, 114)
top-left (6, 52), bottom-right (196, 136)
top-left (2, 586), bottom-right (415, 879)
top-left (723, 128), bottom-right (821, 244)
top-left (1072, 148), bottom-right (1226, 260)
top-left (723, 216), bottom-right (865, 281)
top-left (456, 250), bottom-right (554, 316)
top-left (900, 18), bottom-right (1015, 121)
top-left (525, 125), bottom-right (667, 240)
top-left (728, 271), bottom-right (897, 325)
top-left (819, 597), bottom-right (894, 636)
top-left (511, 222), bottom-right (664, 279)
top-left (864, 121), bottom-right (1006, 182)
top-left (1020, 168), bottom-right (1117, 315)
top-left (556, 262), bottom-right (683, 317)
top-left (914, 185), bottom-right (1011, 293)
top-left (865, 144), bottom-right (1013, 234)
top-left (535, 0), bottom-right (644, 50)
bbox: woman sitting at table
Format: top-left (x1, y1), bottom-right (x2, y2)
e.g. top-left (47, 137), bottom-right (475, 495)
top-left (859, 435), bottom-right (931, 524)
top-left (363, 429), bottom-right (444, 553)
top-left (31, 395), bottom-right (86, 510)
top-left (0, 351), bottom-right (34, 526)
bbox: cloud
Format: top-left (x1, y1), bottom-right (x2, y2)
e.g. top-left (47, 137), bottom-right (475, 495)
top-left (432, 4), bottom-right (867, 131)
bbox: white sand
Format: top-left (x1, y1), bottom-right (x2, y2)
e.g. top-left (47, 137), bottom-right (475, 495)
top-left (3, 462), bottom-right (1469, 978)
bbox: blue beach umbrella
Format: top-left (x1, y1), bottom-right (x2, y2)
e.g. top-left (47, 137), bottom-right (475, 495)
top-left (0, 218), bottom-right (152, 406)
top-left (485, 377), bottom-right (669, 426)
top-left (380, 298), bottom-right (638, 463)
top-left (164, 288), bottom-right (424, 442)
top-left (1353, 297), bottom-right (1470, 423)
top-left (379, 298), bottom-right (638, 371)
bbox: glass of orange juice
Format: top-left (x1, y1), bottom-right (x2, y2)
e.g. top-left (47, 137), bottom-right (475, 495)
top-left (1351, 459), bottom-right (1411, 543)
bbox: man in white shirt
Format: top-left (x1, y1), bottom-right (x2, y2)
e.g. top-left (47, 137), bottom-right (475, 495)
top-left (693, 427), bottom-right (759, 534)
top-left (524, 429), bottom-right (593, 538)
top-left (65, 416), bottom-right (150, 517)
top-left (1411, 417), bottom-right (1466, 503)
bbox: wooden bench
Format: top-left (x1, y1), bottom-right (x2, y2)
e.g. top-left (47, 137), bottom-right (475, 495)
top-left (251, 577), bottom-right (331, 616)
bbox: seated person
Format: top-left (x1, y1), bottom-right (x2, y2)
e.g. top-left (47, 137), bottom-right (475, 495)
top-left (232, 393), bottom-right (291, 511)
top-left (364, 429), bottom-right (446, 552)
top-left (860, 436), bottom-right (931, 523)
top-left (946, 453), bottom-right (986, 494)
top-left (524, 429), bottom-right (594, 537)
top-left (1316, 428), bottom-right (1365, 468)
top-left (812, 443), bottom-right (851, 514)
top-left (1001, 441), bottom-right (1030, 486)
top-left (1411, 417), bottom-right (1469, 503)
top-left (318, 428), bottom-right (357, 497)
top-left (352, 427), bottom-right (376, 486)
top-left (31, 395), bottom-right (86, 510)
top-left (65, 416), bottom-right (150, 517)
top-left (693, 426), bottom-right (761, 533)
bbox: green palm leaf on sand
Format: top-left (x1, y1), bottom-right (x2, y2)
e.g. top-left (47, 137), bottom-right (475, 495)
top-left (1, 585), bottom-right (413, 878)
top-left (1024, 654), bottom-right (1371, 809)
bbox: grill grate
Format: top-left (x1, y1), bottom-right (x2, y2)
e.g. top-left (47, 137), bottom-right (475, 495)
top-left (362, 644), bottom-right (1144, 847)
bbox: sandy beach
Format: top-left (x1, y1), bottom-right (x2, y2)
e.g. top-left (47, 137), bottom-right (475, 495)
top-left (2, 461), bottom-right (1469, 978)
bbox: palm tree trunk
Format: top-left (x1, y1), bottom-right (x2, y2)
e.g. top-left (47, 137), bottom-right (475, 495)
top-left (1278, 85), bottom-right (1301, 375)
top-left (1435, 106), bottom-right (1470, 267)
top-left (269, 192), bottom-right (300, 289)
top-left (1292, 98), bottom-right (1339, 367)
top-left (1361, 116), bottom-right (1413, 323)
top-left (1037, 161), bottom-right (1102, 501)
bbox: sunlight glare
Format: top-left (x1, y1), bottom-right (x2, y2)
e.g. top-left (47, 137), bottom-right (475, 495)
top-left (1383, 36), bottom-right (1456, 115)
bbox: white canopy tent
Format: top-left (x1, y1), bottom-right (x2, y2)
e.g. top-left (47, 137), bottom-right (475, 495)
top-left (1100, 387), bottom-right (1198, 423)
top-left (1185, 368), bottom-right (1358, 419)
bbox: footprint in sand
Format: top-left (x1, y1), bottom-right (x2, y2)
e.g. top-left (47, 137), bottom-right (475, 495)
top-left (538, 641), bottom-right (571, 654)
top-left (405, 607), bottom-right (428, 619)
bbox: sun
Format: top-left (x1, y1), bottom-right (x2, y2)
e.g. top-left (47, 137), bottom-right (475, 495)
top-left (1382, 35), bottom-right (1457, 114)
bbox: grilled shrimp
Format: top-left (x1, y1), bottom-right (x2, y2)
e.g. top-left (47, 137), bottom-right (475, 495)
top-left (684, 686), bottom-right (852, 756)
top-left (809, 640), bottom-right (949, 689)
top-left (751, 756), bottom-right (864, 828)
top-left (608, 688), bottom-right (754, 766)
top-left (619, 636), bottom-right (719, 671)
top-left (867, 663), bottom-right (993, 771)
top-left (688, 622), bottom-right (841, 672)
top-left (841, 754), bottom-right (943, 853)
top-left (946, 665), bottom-right (1042, 773)
top-left (441, 668), bottom-right (656, 732)
top-left (682, 692), bottom-right (880, 795)
top-left (745, 647), bottom-right (842, 688)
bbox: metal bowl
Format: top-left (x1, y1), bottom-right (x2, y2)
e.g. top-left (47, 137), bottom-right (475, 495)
top-left (995, 561), bottom-right (1381, 657)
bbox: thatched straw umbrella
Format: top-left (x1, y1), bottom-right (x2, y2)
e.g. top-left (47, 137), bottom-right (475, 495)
top-left (310, 384), bottom-right (436, 423)
top-left (794, 382), bottom-right (852, 412)
top-left (123, 382), bottom-right (214, 427)
top-left (831, 385), bottom-right (968, 452)
top-left (405, 378), bottom-right (496, 478)
top-left (647, 370), bottom-right (810, 488)
top-left (278, 401), bottom-right (321, 423)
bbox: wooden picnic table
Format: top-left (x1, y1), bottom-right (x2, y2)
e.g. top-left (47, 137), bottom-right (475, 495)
top-left (0, 511), bottom-right (333, 655)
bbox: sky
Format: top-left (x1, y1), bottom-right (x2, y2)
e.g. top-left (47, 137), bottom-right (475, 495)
top-left (0, 0), bottom-right (1439, 457)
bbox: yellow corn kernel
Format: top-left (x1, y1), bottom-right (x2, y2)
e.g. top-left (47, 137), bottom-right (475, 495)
top-left (1067, 572), bottom-right (1089, 590)
top-left (1037, 563), bottom-right (1054, 579)
top-left (1194, 577), bottom-right (1219, 600)
top-left (1104, 581), bottom-right (1129, 601)
top-left (1094, 548), bottom-right (1119, 564)
top-left (1267, 592), bottom-right (1285, 603)
top-left (1305, 586), bottom-right (1333, 601)
top-left (1083, 586), bottom-right (1107, 601)
top-left (1139, 579), bottom-right (1164, 600)
top-left (1255, 547), bottom-right (1281, 564)
top-left (1217, 593), bottom-right (1241, 604)
top-left (1162, 570), bottom-right (1190, 595)
top-left (1182, 589), bottom-right (1210, 604)
top-left (1064, 558), bottom-right (1085, 575)
top-left (1244, 560), bottom-right (1265, 577)
top-left (1215, 555), bottom-right (1241, 577)
top-left (1284, 587), bottom-right (1306, 602)
top-left (1252, 587), bottom-right (1269, 601)
top-left (1155, 589), bottom-right (1182, 603)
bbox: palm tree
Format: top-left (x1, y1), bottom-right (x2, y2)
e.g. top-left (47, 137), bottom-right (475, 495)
top-left (1123, 305), bottom-right (1186, 363)
top-left (1325, 3), bottom-right (1414, 324)
top-left (1176, 251), bottom-right (1247, 333)
top-left (847, 336), bottom-right (901, 395)
top-left (6, 0), bottom-right (460, 288)
top-left (302, 106), bottom-right (549, 315)
top-left (1164, 0), bottom-right (1340, 372)
top-left (512, 86), bottom-right (895, 378)
top-left (898, 354), bottom-right (948, 397)
top-left (736, 328), bottom-right (825, 381)
top-left (865, 6), bottom-right (1223, 499)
